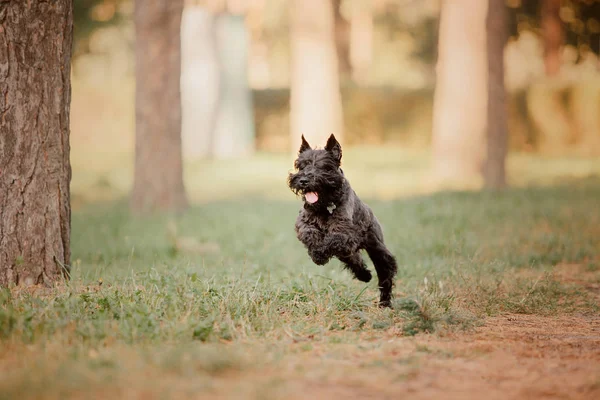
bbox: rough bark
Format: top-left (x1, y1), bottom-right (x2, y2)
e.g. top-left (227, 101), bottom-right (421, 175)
top-left (132, 0), bottom-right (188, 213)
top-left (432, 0), bottom-right (488, 184)
top-left (290, 0), bottom-right (344, 151)
top-left (180, 5), bottom-right (220, 161)
top-left (541, 0), bottom-right (563, 77)
top-left (0, 0), bottom-right (73, 286)
top-left (212, 13), bottom-right (255, 159)
top-left (484, 0), bottom-right (508, 189)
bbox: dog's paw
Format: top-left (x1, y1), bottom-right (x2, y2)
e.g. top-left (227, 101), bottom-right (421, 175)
top-left (354, 268), bottom-right (372, 283)
top-left (378, 297), bottom-right (393, 309)
top-left (309, 249), bottom-right (330, 266)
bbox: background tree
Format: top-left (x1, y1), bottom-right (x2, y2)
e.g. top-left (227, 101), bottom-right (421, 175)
top-left (541, 0), bottom-right (563, 76)
top-left (73, 0), bottom-right (125, 56)
top-left (211, 11), bottom-right (256, 158)
top-left (506, 0), bottom-right (600, 68)
top-left (523, 0), bottom-right (569, 153)
top-left (484, 0), bottom-right (509, 189)
top-left (180, 1), bottom-right (255, 160)
top-left (348, 0), bottom-right (374, 84)
top-left (131, 0), bottom-right (188, 214)
top-left (0, 1), bottom-right (73, 286)
top-left (180, 3), bottom-right (220, 161)
top-left (290, 0), bottom-right (344, 151)
top-left (431, 0), bottom-right (488, 184)
top-left (333, 0), bottom-right (352, 79)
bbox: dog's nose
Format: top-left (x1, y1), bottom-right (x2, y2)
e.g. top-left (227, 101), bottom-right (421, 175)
top-left (299, 177), bottom-right (309, 187)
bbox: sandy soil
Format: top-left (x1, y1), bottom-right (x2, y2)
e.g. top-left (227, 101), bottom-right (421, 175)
top-left (247, 313), bottom-right (599, 400)
top-left (228, 264), bottom-right (600, 400)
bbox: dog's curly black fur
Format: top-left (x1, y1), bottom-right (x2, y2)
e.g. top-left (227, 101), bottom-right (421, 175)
top-left (288, 134), bottom-right (398, 307)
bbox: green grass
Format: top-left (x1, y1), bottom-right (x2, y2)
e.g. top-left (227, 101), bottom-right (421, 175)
top-left (2, 154), bottom-right (600, 398)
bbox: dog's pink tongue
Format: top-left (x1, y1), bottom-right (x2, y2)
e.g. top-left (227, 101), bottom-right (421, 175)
top-left (305, 192), bottom-right (318, 204)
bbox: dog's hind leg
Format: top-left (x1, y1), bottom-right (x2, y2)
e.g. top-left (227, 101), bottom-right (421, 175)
top-left (366, 238), bottom-right (398, 308)
top-left (338, 252), bottom-right (372, 283)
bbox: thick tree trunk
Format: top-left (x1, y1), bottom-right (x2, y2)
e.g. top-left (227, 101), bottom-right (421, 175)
top-left (541, 0), bottom-right (563, 77)
top-left (132, 0), bottom-right (188, 213)
top-left (290, 0), bottom-right (344, 151)
top-left (484, 0), bottom-right (508, 189)
top-left (180, 6), bottom-right (220, 161)
top-left (432, 0), bottom-right (488, 184)
top-left (0, 0), bottom-right (73, 286)
top-left (212, 13), bottom-right (255, 159)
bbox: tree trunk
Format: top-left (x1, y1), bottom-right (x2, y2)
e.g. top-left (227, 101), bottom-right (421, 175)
top-left (527, 82), bottom-right (571, 153)
top-left (431, 0), bottom-right (488, 184)
top-left (333, 0), bottom-right (351, 78)
top-left (0, 0), bottom-right (73, 286)
top-left (484, 0), bottom-right (508, 189)
top-left (290, 0), bottom-right (344, 151)
top-left (180, 5), bottom-right (220, 161)
top-left (349, 0), bottom-right (373, 85)
top-left (211, 13), bottom-right (255, 159)
top-left (132, 0), bottom-right (188, 213)
top-left (541, 0), bottom-right (562, 77)
top-left (535, 0), bottom-right (570, 153)
top-left (570, 81), bottom-right (600, 155)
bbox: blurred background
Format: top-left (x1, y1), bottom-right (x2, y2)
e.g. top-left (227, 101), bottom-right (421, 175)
top-left (70, 0), bottom-right (600, 209)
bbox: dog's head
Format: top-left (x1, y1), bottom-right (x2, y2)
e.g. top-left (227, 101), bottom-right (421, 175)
top-left (288, 134), bottom-right (345, 207)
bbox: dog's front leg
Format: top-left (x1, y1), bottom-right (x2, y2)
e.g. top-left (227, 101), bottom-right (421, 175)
top-left (325, 221), bottom-right (360, 257)
top-left (296, 222), bottom-right (331, 265)
top-left (325, 232), bottom-right (354, 256)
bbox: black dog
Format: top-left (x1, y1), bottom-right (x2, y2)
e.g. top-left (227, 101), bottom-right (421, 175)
top-left (288, 134), bottom-right (398, 307)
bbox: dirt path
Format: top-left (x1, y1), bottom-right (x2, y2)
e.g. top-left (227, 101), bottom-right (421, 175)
top-left (398, 314), bottom-right (600, 400)
top-left (259, 314), bottom-right (600, 400)
top-left (201, 264), bottom-right (600, 399)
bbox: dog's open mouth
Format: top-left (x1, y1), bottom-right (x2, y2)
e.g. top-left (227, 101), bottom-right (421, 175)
top-left (304, 192), bottom-right (319, 204)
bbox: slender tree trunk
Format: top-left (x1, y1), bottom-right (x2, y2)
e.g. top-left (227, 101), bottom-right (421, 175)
top-left (349, 0), bottom-right (373, 85)
top-left (290, 0), bottom-right (344, 151)
top-left (333, 0), bottom-right (351, 78)
top-left (0, 0), bottom-right (73, 286)
top-left (132, 0), bottom-right (188, 213)
top-left (180, 5), bottom-right (220, 161)
top-left (484, 0), bottom-right (508, 189)
top-left (570, 81), bottom-right (600, 155)
top-left (534, 0), bottom-right (570, 153)
top-left (212, 13), bottom-right (255, 158)
top-left (432, 0), bottom-right (488, 184)
top-left (541, 0), bottom-right (563, 77)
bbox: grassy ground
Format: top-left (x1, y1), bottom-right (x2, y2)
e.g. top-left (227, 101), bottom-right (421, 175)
top-left (1, 151), bottom-right (600, 399)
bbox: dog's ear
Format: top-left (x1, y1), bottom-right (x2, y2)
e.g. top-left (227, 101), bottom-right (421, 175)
top-left (299, 135), bottom-right (311, 154)
top-left (325, 134), bottom-right (342, 163)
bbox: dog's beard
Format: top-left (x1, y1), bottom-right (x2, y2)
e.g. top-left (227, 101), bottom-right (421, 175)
top-left (287, 163), bottom-right (345, 207)
top-left (288, 176), bottom-right (324, 205)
